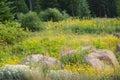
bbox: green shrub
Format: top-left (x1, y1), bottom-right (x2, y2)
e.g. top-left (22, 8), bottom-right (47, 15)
top-left (14, 38), bottom-right (44, 54)
top-left (14, 37), bottom-right (65, 56)
top-left (40, 38), bottom-right (65, 57)
top-left (0, 22), bottom-right (28, 45)
top-left (18, 11), bottom-right (45, 31)
top-left (115, 26), bottom-right (120, 32)
top-left (92, 40), bottom-right (105, 49)
top-left (115, 52), bottom-right (120, 64)
top-left (60, 52), bottom-right (86, 65)
top-left (39, 8), bottom-right (69, 22)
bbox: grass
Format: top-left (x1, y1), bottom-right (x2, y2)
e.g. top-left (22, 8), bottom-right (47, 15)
top-left (0, 18), bottom-right (120, 80)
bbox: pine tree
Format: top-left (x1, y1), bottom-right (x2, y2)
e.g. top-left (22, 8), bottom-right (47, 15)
top-left (58, 0), bottom-right (79, 16)
top-left (77, 0), bottom-right (90, 18)
top-left (10, 0), bottom-right (29, 13)
top-left (33, 0), bottom-right (41, 13)
top-left (0, 0), bottom-right (14, 22)
top-left (18, 0), bottom-right (29, 13)
top-left (87, 0), bottom-right (117, 17)
top-left (41, 0), bottom-right (59, 10)
top-left (116, 0), bottom-right (120, 17)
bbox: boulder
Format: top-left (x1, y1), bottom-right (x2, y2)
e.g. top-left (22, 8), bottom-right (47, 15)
top-left (116, 44), bottom-right (120, 52)
top-left (84, 48), bottom-right (119, 71)
top-left (20, 54), bottom-right (58, 67)
top-left (113, 33), bottom-right (120, 38)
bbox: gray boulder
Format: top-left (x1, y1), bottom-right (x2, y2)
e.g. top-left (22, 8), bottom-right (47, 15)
top-left (84, 48), bottom-right (119, 71)
top-left (20, 54), bottom-right (58, 67)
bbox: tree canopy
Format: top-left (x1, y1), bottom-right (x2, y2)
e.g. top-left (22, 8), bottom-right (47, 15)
top-left (0, 0), bottom-right (120, 22)
top-left (0, 0), bottom-right (14, 22)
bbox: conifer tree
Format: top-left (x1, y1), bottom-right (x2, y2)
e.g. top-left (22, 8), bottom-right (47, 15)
top-left (41, 0), bottom-right (59, 10)
top-left (116, 0), bottom-right (120, 16)
top-left (11, 0), bottom-right (29, 13)
top-left (33, 0), bottom-right (41, 13)
top-left (0, 0), bottom-right (14, 22)
top-left (77, 0), bottom-right (90, 18)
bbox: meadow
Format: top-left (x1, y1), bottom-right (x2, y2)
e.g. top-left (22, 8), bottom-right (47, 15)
top-left (0, 18), bottom-right (120, 80)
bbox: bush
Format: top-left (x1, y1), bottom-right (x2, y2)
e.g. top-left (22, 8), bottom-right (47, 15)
top-left (60, 52), bottom-right (86, 65)
top-left (115, 52), bottom-right (120, 64)
top-left (77, 0), bottom-right (91, 18)
top-left (0, 65), bottom-right (33, 80)
top-left (39, 8), bottom-right (69, 22)
top-left (18, 11), bottom-right (45, 31)
top-left (0, 22), bottom-right (28, 45)
top-left (115, 26), bottom-right (120, 32)
top-left (14, 38), bottom-right (44, 54)
top-left (14, 37), bottom-right (65, 56)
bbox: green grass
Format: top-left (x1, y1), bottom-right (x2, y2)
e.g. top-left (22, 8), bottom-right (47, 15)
top-left (0, 18), bottom-right (120, 80)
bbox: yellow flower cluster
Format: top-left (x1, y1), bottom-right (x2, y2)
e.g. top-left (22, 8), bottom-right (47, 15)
top-left (0, 55), bottom-right (19, 67)
top-left (46, 18), bottom-right (120, 29)
top-left (64, 63), bottom-right (116, 77)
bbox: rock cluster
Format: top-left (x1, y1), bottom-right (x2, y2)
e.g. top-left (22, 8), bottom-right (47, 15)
top-left (84, 48), bottom-right (119, 71)
top-left (20, 54), bottom-right (58, 67)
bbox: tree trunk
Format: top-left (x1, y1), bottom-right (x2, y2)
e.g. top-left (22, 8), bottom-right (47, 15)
top-left (29, 0), bottom-right (32, 11)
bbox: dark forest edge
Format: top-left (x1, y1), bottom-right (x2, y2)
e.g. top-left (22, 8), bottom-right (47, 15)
top-left (1, 0), bottom-right (120, 22)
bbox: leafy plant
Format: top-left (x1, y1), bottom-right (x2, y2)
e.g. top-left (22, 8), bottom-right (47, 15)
top-left (18, 11), bottom-right (45, 31)
top-left (39, 8), bottom-right (69, 22)
top-left (60, 52), bottom-right (86, 65)
top-left (0, 22), bottom-right (28, 45)
top-left (0, 0), bottom-right (14, 22)
top-left (0, 65), bottom-right (33, 80)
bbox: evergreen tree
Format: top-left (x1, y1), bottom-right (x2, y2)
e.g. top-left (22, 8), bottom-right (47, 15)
top-left (40, 0), bottom-right (59, 10)
top-left (0, 0), bottom-right (14, 22)
top-left (33, 0), bottom-right (41, 13)
top-left (9, 0), bottom-right (29, 13)
top-left (116, 0), bottom-right (120, 16)
top-left (77, 0), bottom-right (90, 18)
top-left (59, 0), bottom-right (90, 17)
top-left (58, 0), bottom-right (79, 16)
top-left (25, 0), bottom-right (41, 12)
top-left (87, 0), bottom-right (116, 17)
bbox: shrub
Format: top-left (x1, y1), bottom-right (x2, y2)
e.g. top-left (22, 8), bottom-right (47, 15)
top-left (0, 22), bottom-right (28, 45)
top-left (18, 11), bottom-right (45, 31)
top-left (0, 64), bottom-right (33, 80)
top-left (0, 0), bottom-right (14, 22)
top-left (60, 52), bottom-right (86, 65)
top-left (115, 26), bottom-right (120, 32)
top-left (77, 0), bottom-right (91, 18)
top-left (0, 52), bottom-right (22, 67)
top-left (13, 37), bottom-right (65, 56)
top-left (48, 70), bottom-right (80, 80)
top-left (39, 8), bottom-right (69, 22)
top-left (115, 52), bottom-right (120, 64)
top-left (14, 38), bottom-right (44, 54)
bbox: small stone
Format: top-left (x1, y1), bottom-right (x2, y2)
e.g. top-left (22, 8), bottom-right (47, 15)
top-left (116, 44), bottom-right (120, 52)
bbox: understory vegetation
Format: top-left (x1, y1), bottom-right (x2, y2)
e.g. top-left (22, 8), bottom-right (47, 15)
top-left (0, 18), bottom-right (120, 80)
top-left (1, 0), bottom-right (120, 79)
